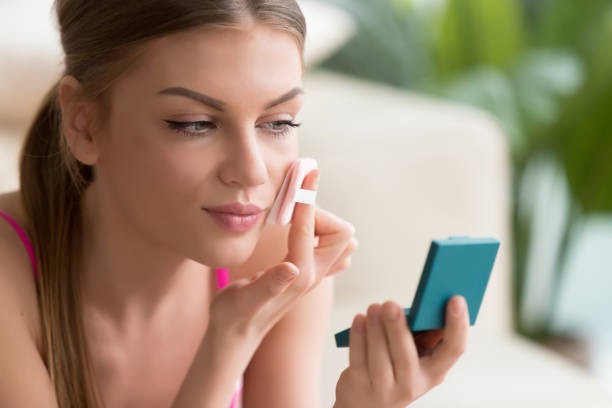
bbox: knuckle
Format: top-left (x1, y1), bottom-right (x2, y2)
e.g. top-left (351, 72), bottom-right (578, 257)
top-left (266, 280), bottom-right (284, 296)
top-left (248, 271), bottom-right (265, 282)
top-left (343, 231), bottom-right (354, 243)
top-left (337, 369), bottom-right (351, 384)
top-left (209, 289), bottom-right (232, 313)
top-left (398, 384), bottom-right (417, 403)
top-left (327, 265), bottom-right (340, 276)
top-left (451, 341), bottom-right (467, 358)
top-left (372, 386), bottom-right (384, 400)
top-left (373, 378), bottom-right (393, 399)
top-left (292, 272), bottom-right (313, 294)
top-left (301, 269), bottom-right (316, 288)
top-left (336, 257), bottom-right (351, 271)
top-left (431, 372), bottom-right (447, 387)
top-left (233, 319), bottom-right (252, 338)
top-left (299, 223), bottom-right (315, 237)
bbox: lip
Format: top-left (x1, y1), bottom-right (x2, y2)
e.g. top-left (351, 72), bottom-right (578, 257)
top-left (204, 202), bottom-right (264, 215)
top-left (204, 209), bottom-right (264, 232)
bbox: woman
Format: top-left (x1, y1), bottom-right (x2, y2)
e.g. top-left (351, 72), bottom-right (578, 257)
top-left (0, 1), bottom-right (469, 407)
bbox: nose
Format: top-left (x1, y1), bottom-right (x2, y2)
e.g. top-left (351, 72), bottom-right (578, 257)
top-left (219, 126), bottom-right (269, 189)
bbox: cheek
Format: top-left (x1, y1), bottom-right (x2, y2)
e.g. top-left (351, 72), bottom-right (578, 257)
top-left (101, 119), bottom-right (212, 220)
top-left (98, 123), bottom-right (220, 258)
top-left (143, 142), bottom-right (209, 201)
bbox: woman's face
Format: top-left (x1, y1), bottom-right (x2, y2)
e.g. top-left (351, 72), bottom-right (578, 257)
top-left (92, 23), bottom-right (304, 268)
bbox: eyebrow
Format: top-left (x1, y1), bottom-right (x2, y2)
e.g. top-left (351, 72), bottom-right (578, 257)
top-left (156, 86), bottom-right (304, 112)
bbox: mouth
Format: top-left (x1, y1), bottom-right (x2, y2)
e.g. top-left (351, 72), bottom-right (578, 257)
top-left (204, 202), bottom-right (264, 215)
top-left (203, 208), bottom-right (265, 232)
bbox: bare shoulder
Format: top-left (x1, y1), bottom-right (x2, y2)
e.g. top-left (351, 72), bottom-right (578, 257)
top-left (0, 191), bottom-right (57, 405)
top-left (0, 190), bottom-right (42, 349)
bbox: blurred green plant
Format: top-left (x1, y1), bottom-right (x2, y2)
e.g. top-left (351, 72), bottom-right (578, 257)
top-left (320, 0), bottom-right (612, 342)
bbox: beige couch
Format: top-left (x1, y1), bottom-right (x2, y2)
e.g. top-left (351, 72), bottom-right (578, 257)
top-left (1, 1), bottom-right (611, 407)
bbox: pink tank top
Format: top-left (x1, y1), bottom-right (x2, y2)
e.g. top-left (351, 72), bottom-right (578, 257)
top-left (215, 268), bottom-right (244, 408)
top-left (0, 209), bottom-right (243, 408)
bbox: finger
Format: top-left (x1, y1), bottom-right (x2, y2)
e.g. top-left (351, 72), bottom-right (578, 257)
top-left (329, 236), bottom-right (358, 262)
top-left (284, 168), bottom-right (319, 273)
top-left (365, 304), bottom-right (394, 387)
top-left (326, 256), bottom-right (352, 277)
top-left (240, 262), bottom-right (300, 316)
top-left (313, 206), bottom-right (356, 248)
top-left (381, 301), bottom-right (419, 383)
top-left (325, 237), bottom-right (357, 276)
top-left (348, 314), bottom-right (368, 372)
top-left (420, 296), bottom-right (469, 384)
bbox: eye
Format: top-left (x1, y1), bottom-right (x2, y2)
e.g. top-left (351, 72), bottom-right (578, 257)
top-left (165, 120), bottom-right (215, 138)
top-left (165, 119), bottom-right (301, 139)
top-left (260, 120), bottom-right (301, 139)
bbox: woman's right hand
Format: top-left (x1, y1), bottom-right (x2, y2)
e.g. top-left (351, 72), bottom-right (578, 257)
top-left (205, 167), bottom-right (355, 358)
top-left (176, 168), bottom-right (356, 408)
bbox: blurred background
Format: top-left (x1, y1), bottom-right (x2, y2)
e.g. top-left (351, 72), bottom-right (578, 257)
top-left (314, 0), bottom-right (612, 391)
top-left (0, 0), bottom-right (611, 406)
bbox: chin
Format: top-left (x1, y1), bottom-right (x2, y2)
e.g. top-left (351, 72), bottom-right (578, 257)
top-left (190, 238), bottom-right (257, 269)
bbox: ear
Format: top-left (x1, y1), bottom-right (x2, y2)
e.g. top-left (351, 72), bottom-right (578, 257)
top-left (58, 75), bottom-right (100, 166)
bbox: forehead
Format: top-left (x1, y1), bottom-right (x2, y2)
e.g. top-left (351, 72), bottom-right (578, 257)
top-left (115, 24), bottom-right (303, 110)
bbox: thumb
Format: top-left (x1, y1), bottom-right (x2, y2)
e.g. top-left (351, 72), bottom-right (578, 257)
top-left (246, 262), bottom-right (300, 311)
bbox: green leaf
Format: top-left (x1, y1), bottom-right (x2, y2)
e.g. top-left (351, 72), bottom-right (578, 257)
top-left (320, 0), bottom-right (432, 88)
top-left (557, 8), bottom-right (612, 212)
top-left (444, 66), bottom-right (526, 155)
top-left (434, 0), bottom-right (525, 78)
top-left (513, 49), bottom-right (584, 129)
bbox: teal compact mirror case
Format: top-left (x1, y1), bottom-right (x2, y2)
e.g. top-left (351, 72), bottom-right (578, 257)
top-left (335, 236), bottom-right (500, 347)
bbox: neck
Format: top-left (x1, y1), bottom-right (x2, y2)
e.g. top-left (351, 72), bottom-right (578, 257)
top-left (79, 183), bottom-right (211, 325)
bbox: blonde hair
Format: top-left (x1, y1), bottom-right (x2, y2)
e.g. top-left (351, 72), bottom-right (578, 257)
top-left (19, 1), bottom-right (305, 406)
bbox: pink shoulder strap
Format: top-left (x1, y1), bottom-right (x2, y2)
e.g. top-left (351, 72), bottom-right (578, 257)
top-left (212, 268), bottom-right (245, 407)
top-left (0, 209), bottom-right (38, 280)
top-left (215, 268), bottom-right (230, 290)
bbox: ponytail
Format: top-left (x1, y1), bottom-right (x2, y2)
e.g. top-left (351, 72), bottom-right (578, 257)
top-left (19, 81), bottom-right (101, 407)
top-left (19, 0), bottom-right (307, 405)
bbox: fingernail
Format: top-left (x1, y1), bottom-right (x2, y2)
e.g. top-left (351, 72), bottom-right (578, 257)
top-left (451, 296), bottom-right (464, 317)
top-left (277, 265), bottom-right (299, 283)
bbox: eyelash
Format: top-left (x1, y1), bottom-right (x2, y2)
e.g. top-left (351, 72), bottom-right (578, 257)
top-left (165, 119), bottom-right (301, 139)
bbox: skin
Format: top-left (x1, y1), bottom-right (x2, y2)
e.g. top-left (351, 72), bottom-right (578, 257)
top-left (0, 20), bottom-right (467, 408)
top-left (333, 298), bottom-right (469, 408)
top-left (61, 22), bottom-right (342, 407)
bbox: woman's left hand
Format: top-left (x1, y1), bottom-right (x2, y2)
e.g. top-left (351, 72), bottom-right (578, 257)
top-left (333, 296), bottom-right (469, 408)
